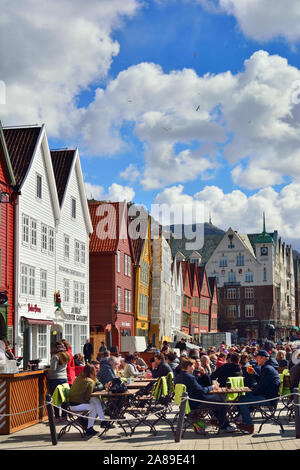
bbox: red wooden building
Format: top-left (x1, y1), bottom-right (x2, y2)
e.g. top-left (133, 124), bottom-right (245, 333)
top-left (88, 200), bottom-right (135, 353)
top-left (0, 123), bottom-right (18, 343)
top-left (198, 266), bottom-right (211, 336)
top-left (181, 261), bottom-right (192, 336)
top-left (208, 276), bottom-right (218, 333)
top-left (190, 263), bottom-right (201, 341)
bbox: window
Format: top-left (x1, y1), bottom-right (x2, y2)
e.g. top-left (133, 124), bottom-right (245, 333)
top-left (74, 281), bottom-right (79, 304)
top-left (31, 219), bottom-right (37, 247)
top-left (227, 304), bottom-right (236, 318)
top-left (124, 254), bottom-right (131, 276)
top-left (37, 325), bottom-right (47, 360)
top-left (64, 279), bottom-right (70, 303)
top-left (245, 271), bottom-right (253, 283)
top-left (22, 215), bottom-right (29, 244)
top-left (117, 287), bottom-right (121, 310)
top-left (79, 325), bottom-right (87, 352)
top-left (40, 270), bottom-right (47, 299)
top-left (75, 240), bottom-right (80, 263)
top-left (124, 289), bottom-right (131, 312)
top-left (263, 268), bottom-right (267, 282)
top-left (139, 294), bottom-right (148, 318)
top-left (236, 254), bottom-right (244, 266)
top-left (227, 288), bottom-right (237, 299)
top-left (80, 283), bottom-right (85, 305)
top-left (36, 174), bottom-right (42, 199)
top-left (219, 257), bottom-right (227, 267)
top-left (245, 287), bottom-right (254, 299)
top-left (21, 264), bottom-right (35, 296)
top-left (117, 251), bottom-right (121, 273)
top-left (80, 243), bottom-right (85, 265)
top-left (199, 314), bottom-right (208, 327)
top-left (64, 235), bottom-right (70, 260)
top-left (228, 271), bottom-right (236, 283)
top-left (71, 198), bottom-right (76, 219)
top-left (64, 324), bottom-right (73, 348)
top-left (245, 304), bottom-right (254, 318)
top-left (41, 224), bottom-right (47, 251)
top-left (29, 267), bottom-right (35, 295)
top-left (21, 264), bottom-right (28, 294)
top-left (49, 228), bottom-right (54, 254)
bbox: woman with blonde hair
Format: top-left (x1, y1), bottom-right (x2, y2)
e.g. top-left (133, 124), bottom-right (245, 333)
top-left (69, 363), bottom-right (107, 436)
top-left (200, 355), bottom-right (212, 377)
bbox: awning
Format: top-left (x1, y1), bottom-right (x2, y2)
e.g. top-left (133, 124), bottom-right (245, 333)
top-left (173, 329), bottom-right (192, 340)
top-left (22, 317), bottom-right (54, 326)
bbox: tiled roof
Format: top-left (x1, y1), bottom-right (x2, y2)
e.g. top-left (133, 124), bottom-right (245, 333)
top-left (3, 126), bottom-right (41, 187)
top-left (50, 149), bottom-right (76, 205)
top-left (88, 201), bottom-right (120, 253)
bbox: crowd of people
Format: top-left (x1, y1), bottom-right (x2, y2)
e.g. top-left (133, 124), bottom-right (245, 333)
top-left (46, 336), bottom-right (300, 436)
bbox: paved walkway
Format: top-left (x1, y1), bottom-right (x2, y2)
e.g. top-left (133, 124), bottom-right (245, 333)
top-left (0, 405), bottom-right (299, 451)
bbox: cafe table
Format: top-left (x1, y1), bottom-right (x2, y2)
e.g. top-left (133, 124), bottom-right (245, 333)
top-left (209, 387), bottom-right (252, 395)
top-left (90, 389), bottom-right (140, 436)
top-left (209, 387), bottom-right (252, 423)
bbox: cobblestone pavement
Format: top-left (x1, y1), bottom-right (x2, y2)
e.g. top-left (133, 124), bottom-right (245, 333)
top-left (0, 405), bottom-right (299, 452)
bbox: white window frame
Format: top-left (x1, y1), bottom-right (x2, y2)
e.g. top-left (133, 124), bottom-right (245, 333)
top-left (80, 283), bottom-right (85, 305)
top-left (64, 235), bottom-right (70, 260)
top-left (117, 286), bottom-right (121, 310)
top-left (49, 227), bottom-right (55, 254)
top-left (40, 269), bottom-right (47, 299)
top-left (74, 281), bottom-right (79, 305)
top-left (36, 173), bottom-right (42, 199)
top-left (37, 325), bottom-right (47, 360)
top-left (22, 214), bottom-right (29, 245)
top-left (245, 304), bottom-right (254, 318)
top-left (41, 224), bottom-right (47, 251)
top-left (71, 197), bottom-right (76, 219)
top-left (75, 240), bottom-right (80, 264)
top-left (64, 278), bottom-right (70, 303)
top-left (117, 250), bottom-right (121, 273)
top-left (30, 218), bottom-right (37, 248)
top-left (80, 243), bottom-right (85, 265)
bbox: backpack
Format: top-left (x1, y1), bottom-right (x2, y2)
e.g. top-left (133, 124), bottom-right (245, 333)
top-left (109, 377), bottom-right (128, 393)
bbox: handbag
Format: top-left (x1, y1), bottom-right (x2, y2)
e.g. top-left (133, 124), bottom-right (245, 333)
top-left (109, 377), bottom-right (127, 393)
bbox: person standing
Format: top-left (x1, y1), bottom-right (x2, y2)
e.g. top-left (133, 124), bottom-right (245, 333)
top-left (62, 339), bottom-right (76, 386)
top-left (83, 338), bottom-right (93, 364)
top-left (47, 343), bottom-right (70, 420)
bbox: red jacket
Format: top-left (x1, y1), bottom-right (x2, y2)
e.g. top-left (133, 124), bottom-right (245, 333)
top-left (66, 347), bottom-right (76, 385)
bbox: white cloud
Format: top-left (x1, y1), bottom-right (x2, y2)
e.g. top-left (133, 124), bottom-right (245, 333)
top-left (79, 51), bottom-right (300, 190)
top-left (216, 0), bottom-right (300, 43)
top-left (120, 163), bottom-right (140, 182)
top-left (85, 181), bottom-right (135, 202)
top-left (0, 0), bottom-right (141, 136)
top-left (154, 183), bottom-right (300, 246)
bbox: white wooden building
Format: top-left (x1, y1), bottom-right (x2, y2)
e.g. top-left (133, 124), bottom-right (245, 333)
top-left (4, 125), bottom-right (92, 364)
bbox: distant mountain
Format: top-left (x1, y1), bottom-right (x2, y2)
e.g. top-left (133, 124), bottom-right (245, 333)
top-left (168, 222), bottom-right (225, 265)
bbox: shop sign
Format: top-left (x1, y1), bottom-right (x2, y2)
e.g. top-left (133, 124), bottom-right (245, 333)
top-left (28, 304), bottom-right (41, 313)
top-left (121, 322), bottom-right (131, 327)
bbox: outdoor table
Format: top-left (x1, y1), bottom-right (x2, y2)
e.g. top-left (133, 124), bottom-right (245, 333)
top-left (209, 387), bottom-right (252, 395)
top-left (91, 389), bottom-right (140, 436)
top-left (126, 381), bottom-right (153, 389)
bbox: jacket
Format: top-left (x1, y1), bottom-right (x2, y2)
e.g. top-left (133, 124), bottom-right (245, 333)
top-left (152, 360), bottom-right (173, 378)
top-left (252, 359), bottom-right (280, 399)
top-left (123, 362), bottom-right (140, 378)
top-left (69, 375), bottom-right (95, 404)
top-left (66, 347), bottom-right (76, 385)
top-left (47, 354), bottom-right (68, 381)
top-left (211, 363), bottom-right (242, 387)
top-left (97, 362), bottom-right (116, 386)
top-left (83, 342), bottom-right (93, 358)
top-left (174, 370), bottom-right (213, 410)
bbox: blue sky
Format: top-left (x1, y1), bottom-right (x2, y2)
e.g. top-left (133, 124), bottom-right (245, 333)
top-left (2, 0), bottom-right (300, 249)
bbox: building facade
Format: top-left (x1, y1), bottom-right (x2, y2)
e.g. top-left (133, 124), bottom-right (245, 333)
top-left (0, 123), bottom-right (18, 344)
top-left (205, 221), bottom-right (296, 342)
top-left (51, 149), bottom-right (93, 355)
top-left (89, 201), bottom-right (135, 353)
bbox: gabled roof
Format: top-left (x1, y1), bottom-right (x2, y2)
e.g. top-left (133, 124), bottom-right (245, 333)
top-left (208, 277), bottom-right (217, 299)
top-left (190, 263), bottom-right (200, 294)
top-left (3, 126), bottom-right (41, 187)
top-left (0, 122), bottom-right (16, 187)
top-left (181, 260), bottom-right (192, 294)
top-left (197, 266), bottom-right (211, 296)
top-left (50, 149), bottom-right (76, 206)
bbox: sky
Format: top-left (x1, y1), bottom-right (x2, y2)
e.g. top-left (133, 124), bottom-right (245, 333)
top-left (1, 0), bottom-right (300, 250)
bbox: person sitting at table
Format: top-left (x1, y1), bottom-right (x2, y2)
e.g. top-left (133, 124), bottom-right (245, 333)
top-left (200, 355), bottom-right (212, 377)
top-left (97, 356), bottom-right (118, 386)
top-left (74, 353), bottom-right (85, 366)
top-left (123, 355), bottom-right (141, 379)
top-left (194, 358), bottom-right (211, 387)
top-left (151, 352), bottom-right (173, 378)
top-left (211, 352), bottom-right (242, 387)
top-left (133, 352), bottom-right (148, 371)
top-left (215, 352), bottom-right (227, 369)
top-left (166, 351), bottom-right (180, 375)
top-left (90, 360), bottom-right (104, 391)
top-left (69, 364), bottom-right (107, 436)
top-left (235, 350), bottom-right (280, 434)
top-left (240, 352), bottom-right (259, 390)
top-left (174, 358), bottom-right (236, 433)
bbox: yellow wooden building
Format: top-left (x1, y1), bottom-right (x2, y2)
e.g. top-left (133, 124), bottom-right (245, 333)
top-left (132, 216), bottom-right (152, 340)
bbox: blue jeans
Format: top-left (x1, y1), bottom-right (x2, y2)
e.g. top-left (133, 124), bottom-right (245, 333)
top-left (238, 392), bottom-right (270, 425)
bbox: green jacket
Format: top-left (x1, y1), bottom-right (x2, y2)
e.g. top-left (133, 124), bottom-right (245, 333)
top-left (69, 376), bottom-right (95, 404)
